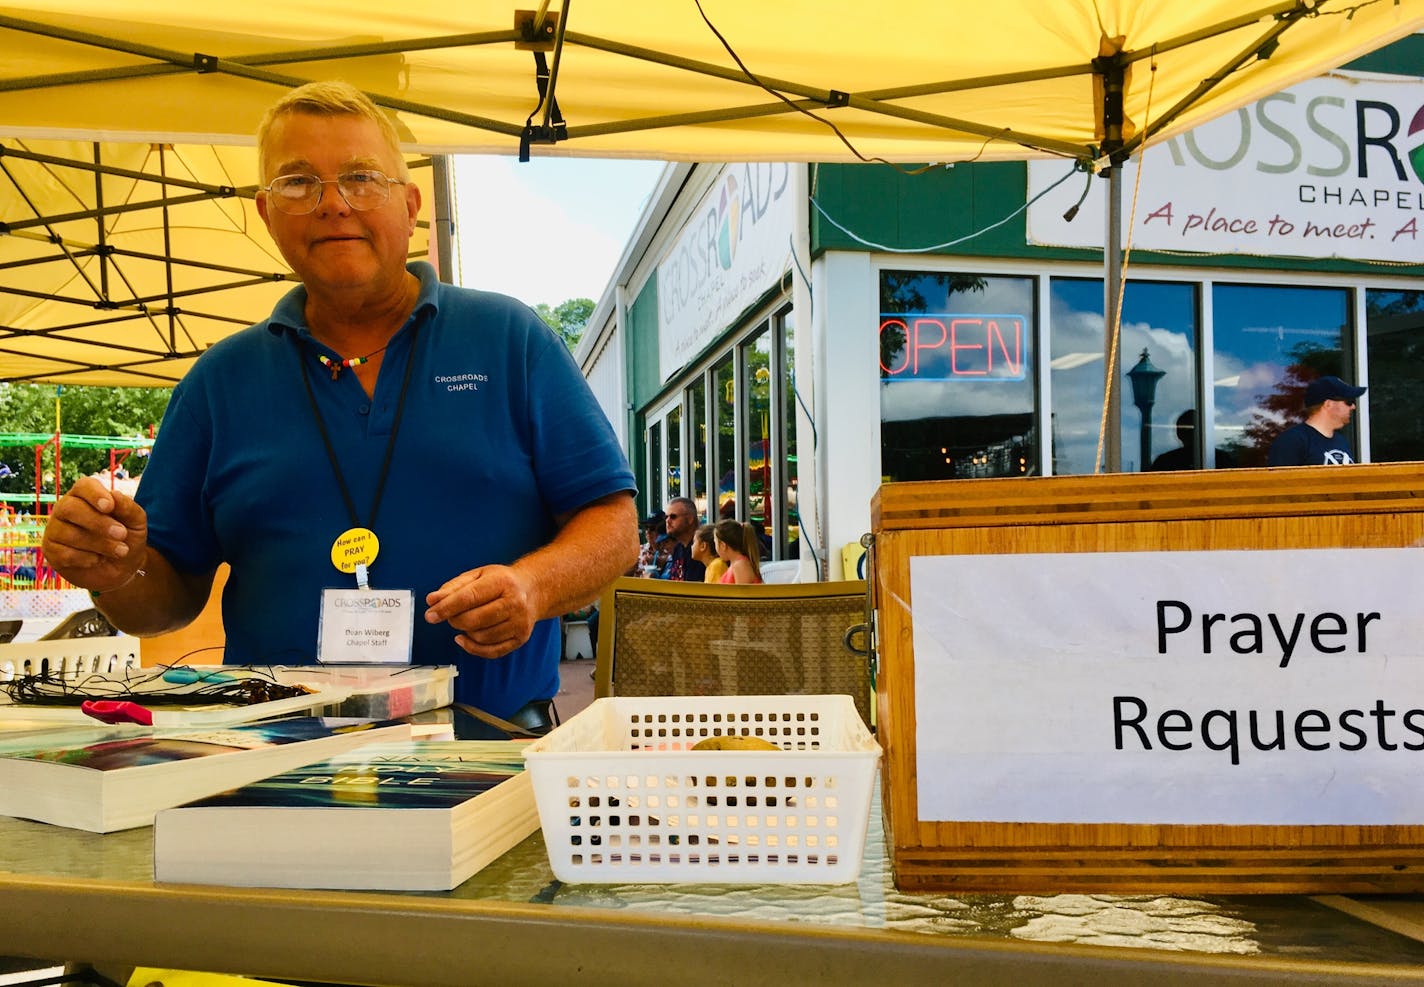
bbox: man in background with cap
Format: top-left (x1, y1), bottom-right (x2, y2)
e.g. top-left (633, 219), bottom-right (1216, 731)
top-left (632, 510), bottom-right (669, 576)
top-left (1267, 375), bottom-right (1367, 467)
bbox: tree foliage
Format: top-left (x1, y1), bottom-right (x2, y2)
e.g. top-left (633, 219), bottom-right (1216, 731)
top-left (533, 297), bottom-right (596, 351)
top-left (0, 384), bottom-right (171, 499)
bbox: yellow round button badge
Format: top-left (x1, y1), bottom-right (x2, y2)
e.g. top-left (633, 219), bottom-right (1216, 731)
top-left (330, 527), bottom-right (379, 573)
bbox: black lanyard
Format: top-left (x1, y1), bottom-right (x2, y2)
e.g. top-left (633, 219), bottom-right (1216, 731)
top-left (297, 320), bottom-right (422, 538)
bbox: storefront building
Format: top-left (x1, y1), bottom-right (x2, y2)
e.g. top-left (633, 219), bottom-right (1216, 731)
top-left (576, 37), bottom-right (1423, 580)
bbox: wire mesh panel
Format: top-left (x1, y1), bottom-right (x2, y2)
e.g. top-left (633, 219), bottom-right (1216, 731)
top-left (604, 582), bottom-right (871, 726)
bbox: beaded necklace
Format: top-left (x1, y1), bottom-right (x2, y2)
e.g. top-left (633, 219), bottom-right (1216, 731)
top-left (317, 343), bottom-right (389, 381)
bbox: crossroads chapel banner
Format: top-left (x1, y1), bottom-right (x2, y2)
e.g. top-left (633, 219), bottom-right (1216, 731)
top-left (1025, 74), bottom-right (1424, 263)
top-left (911, 547), bottom-right (1424, 826)
top-left (657, 163), bottom-right (794, 381)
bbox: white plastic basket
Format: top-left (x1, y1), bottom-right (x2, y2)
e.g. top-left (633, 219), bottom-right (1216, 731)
top-left (523, 694), bottom-right (881, 884)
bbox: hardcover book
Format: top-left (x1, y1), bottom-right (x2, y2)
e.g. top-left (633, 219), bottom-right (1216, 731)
top-left (153, 740), bottom-right (538, 891)
top-left (0, 717), bottom-right (411, 833)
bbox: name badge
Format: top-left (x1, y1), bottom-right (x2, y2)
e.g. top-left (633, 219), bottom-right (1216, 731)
top-left (317, 588), bottom-right (415, 664)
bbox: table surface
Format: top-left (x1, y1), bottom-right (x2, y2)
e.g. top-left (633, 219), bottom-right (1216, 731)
top-left (4, 787), bottom-right (1424, 987)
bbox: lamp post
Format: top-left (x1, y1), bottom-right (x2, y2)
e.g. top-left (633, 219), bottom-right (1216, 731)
top-left (1126, 348), bottom-right (1166, 471)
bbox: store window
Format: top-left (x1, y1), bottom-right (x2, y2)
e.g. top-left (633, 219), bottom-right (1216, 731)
top-left (640, 299), bottom-right (799, 561)
top-left (644, 403), bottom-right (685, 510)
top-left (879, 271), bottom-right (1037, 480)
top-left (1365, 289), bottom-right (1424, 463)
top-left (713, 355), bottom-right (736, 517)
top-left (1049, 279), bottom-right (1200, 474)
top-left (688, 375), bottom-right (708, 512)
top-left (782, 309), bottom-right (800, 559)
top-left (742, 326), bottom-right (774, 550)
top-left (1211, 284), bottom-right (1352, 467)
top-left (666, 405), bottom-right (683, 499)
top-left (645, 417), bottom-right (664, 512)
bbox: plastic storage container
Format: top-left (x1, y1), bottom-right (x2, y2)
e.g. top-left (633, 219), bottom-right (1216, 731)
top-left (523, 694), bottom-right (880, 884)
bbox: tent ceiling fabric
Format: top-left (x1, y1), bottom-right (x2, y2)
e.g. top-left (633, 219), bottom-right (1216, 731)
top-left (0, 141), bottom-right (434, 386)
top-left (1, 1), bottom-right (1419, 161)
top-left (0, 1), bottom-right (1420, 385)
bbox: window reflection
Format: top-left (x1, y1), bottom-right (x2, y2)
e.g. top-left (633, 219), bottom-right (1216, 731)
top-left (782, 309), bottom-right (799, 559)
top-left (646, 420), bottom-right (663, 515)
top-left (880, 271), bottom-right (1037, 480)
top-left (1366, 289), bottom-right (1424, 463)
top-left (689, 376), bottom-right (707, 515)
top-left (1049, 279), bottom-right (1200, 474)
top-left (1211, 284), bottom-right (1350, 467)
top-left (742, 326), bottom-right (773, 548)
top-left (667, 405), bottom-right (682, 499)
top-left (714, 356), bottom-right (736, 518)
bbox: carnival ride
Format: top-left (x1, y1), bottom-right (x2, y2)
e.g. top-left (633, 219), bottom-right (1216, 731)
top-left (0, 431), bottom-right (154, 589)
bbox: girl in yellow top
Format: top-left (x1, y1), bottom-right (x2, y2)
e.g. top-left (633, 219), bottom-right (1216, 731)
top-left (694, 524), bottom-right (727, 583)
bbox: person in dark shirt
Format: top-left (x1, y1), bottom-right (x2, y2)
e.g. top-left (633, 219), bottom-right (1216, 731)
top-left (1149, 409), bottom-right (1235, 471)
top-left (653, 497), bottom-right (705, 582)
top-left (1267, 375), bottom-right (1366, 467)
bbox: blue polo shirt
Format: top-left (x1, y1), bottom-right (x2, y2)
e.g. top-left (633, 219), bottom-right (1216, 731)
top-left (138, 262), bottom-right (635, 717)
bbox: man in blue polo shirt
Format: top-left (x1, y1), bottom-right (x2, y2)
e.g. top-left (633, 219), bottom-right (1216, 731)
top-left (41, 81), bottom-right (638, 726)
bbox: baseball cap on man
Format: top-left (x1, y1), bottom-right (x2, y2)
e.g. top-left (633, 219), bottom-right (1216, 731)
top-left (640, 510), bottom-right (667, 527)
top-left (1304, 375), bottom-right (1366, 407)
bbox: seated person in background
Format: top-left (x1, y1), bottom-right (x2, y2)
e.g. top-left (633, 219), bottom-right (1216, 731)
top-left (653, 496), bottom-right (705, 582)
top-left (693, 524), bottom-right (727, 583)
top-left (631, 510), bottom-right (668, 576)
top-left (713, 519), bottom-right (763, 584)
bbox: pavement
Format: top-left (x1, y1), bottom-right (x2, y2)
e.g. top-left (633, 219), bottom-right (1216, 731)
top-left (555, 654), bottom-right (597, 721)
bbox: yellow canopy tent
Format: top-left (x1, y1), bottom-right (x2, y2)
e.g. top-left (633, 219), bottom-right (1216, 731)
top-left (0, 0), bottom-right (1420, 384)
top-left (0, 139), bottom-right (435, 385)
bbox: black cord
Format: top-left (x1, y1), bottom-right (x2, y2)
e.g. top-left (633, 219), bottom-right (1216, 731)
top-left (693, 0), bottom-right (1013, 176)
top-left (3, 664), bottom-right (312, 707)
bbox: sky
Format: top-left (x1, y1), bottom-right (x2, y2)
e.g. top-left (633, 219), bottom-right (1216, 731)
top-left (450, 155), bottom-right (666, 309)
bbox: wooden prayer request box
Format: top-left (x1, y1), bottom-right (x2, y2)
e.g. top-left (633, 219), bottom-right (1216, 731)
top-left (870, 462), bottom-right (1424, 894)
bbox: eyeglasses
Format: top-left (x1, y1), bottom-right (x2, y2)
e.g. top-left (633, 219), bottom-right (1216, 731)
top-left (261, 169), bottom-right (406, 215)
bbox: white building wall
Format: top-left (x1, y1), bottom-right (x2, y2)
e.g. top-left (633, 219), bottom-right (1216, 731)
top-left (814, 250), bottom-right (882, 578)
top-left (583, 321), bottom-right (627, 452)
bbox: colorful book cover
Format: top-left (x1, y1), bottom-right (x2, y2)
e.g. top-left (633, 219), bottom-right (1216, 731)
top-left (183, 741), bottom-right (527, 810)
top-left (6, 718), bottom-right (397, 771)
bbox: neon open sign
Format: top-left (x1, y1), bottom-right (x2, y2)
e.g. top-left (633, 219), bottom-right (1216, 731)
top-left (879, 313), bottom-right (1027, 381)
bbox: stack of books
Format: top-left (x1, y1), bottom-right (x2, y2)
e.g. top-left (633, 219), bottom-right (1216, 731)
top-left (0, 717), bottom-right (411, 833)
top-left (154, 740), bottom-right (538, 890)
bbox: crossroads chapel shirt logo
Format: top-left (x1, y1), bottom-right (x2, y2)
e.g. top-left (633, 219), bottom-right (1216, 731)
top-left (1323, 449), bottom-right (1354, 465)
top-left (434, 371), bottom-right (489, 392)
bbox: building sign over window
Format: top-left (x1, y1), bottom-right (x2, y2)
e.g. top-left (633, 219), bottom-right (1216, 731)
top-left (1026, 73), bottom-right (1424, 264)
top-left (657, 163), bottom-right (794, 380)
top-left (879, 314), bottom-right (1026, 380)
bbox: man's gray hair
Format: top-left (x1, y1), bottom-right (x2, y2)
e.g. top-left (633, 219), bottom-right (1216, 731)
top-left (257, 80), bottom-right (409, 181)
top-left (668, 496), bottom-right (700, 521)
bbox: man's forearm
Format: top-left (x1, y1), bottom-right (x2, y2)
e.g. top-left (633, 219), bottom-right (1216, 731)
top-left (88, 547), bottom-right (216, 637)
top-left (514, 493), bottom-right (639, 620)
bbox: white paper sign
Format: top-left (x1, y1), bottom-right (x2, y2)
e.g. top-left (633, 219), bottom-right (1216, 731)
top-left (910, 547), bottom-right (1424, 826)
top-left (317, 588), bottom-right (414, 664)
